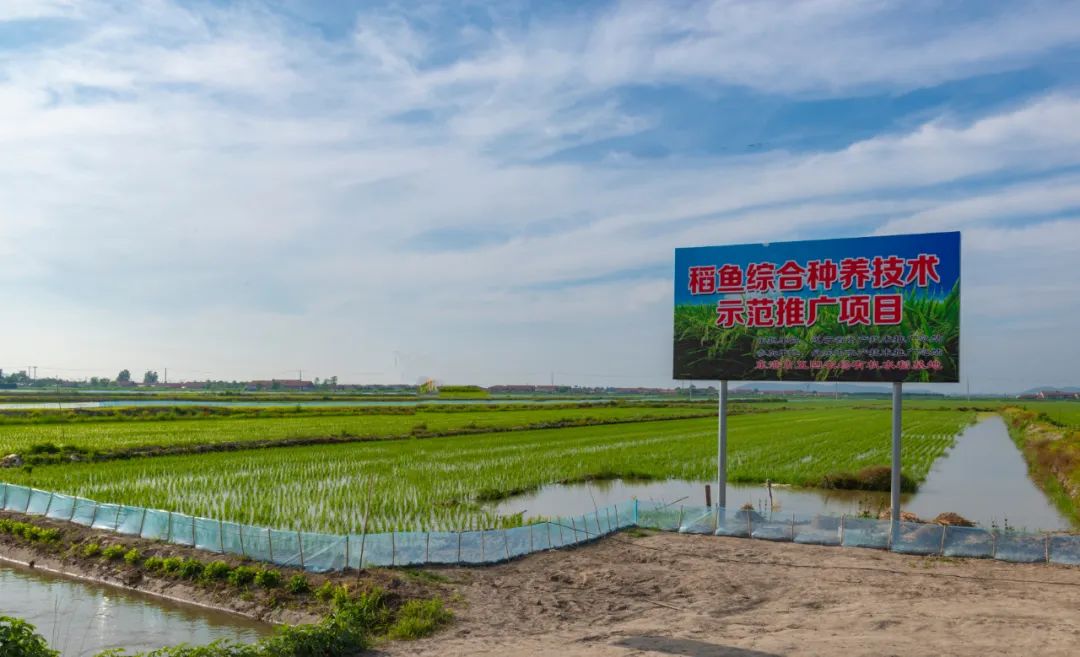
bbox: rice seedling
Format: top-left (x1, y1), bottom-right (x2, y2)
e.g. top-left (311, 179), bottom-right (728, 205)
top-left (5, 409), bottom-right (972, 534)
top-left (0, 405), bottom-right (712, 456)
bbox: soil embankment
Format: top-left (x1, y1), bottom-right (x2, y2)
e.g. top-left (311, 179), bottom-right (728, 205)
top-left (1003, 407), bottom-right (1080, 525)
top-left (0, 510), bottom-right (440, 627)
top-left (385, 530), bottom-right (1080, 657)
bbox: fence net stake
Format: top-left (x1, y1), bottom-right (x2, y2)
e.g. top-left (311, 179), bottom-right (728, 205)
top-left (745, 509), bottom-right (752, 536)
top-left (298, 531), bottom-right (305, 570)
top-left (90, 503), bottom-right (100, 529)
top-left (68, 498), bottom-right (78, 522)
top-left (558, 518), bottom-right (565, 546)
top-left (840, 514), bottom-right (846, 545)
top-left (219, 519), bottom-right (225, 553)
top-left (114, 504), bottom-right (122, 531)
top-left (790, 513), bottom-right (795, 541)
top-left (480, 529), bottom-right (485, 561)
top-left (570, 517), bottom-right (579, 543)
top-left (456, 531), bottom-right (462, 562)
top-left (358, 529), bottom-right (367, 571)
top-left (138, 508), bottom-right (147, 538)
top-left (503, 528), bottom-right (511, 561)
top-left (939, 525), bottom-right (948, 556)
top-left (546, 521), bottom-right (552, 549)
top-left (991, 530), bottom-right (998, 559)
top-left (166, 511), bottom-right (173, 542)
top-left (391, 531), bottom-right (396, 567)
top-left (529, 525), bottom-right (534, 553)
top-left (191, 516), bottom-right (196, 546)
top-left (425, 532), bottom-right (430, 564)
top-left (1, 483), bottom-right (6, 509)
top-left (677, 506), bottom-right (684, 531)
top-left (267, 528), bottom-right (274, 563)
top-left (43, 493), bottom-right (54, 518)
top-left (23, 490), bottom-right (31, 514)
top-left (1045, 534), bottom-right (1051, 564)
top-left (238, 525), bottom-right (246, 557)
top-left (345, 533), bottom-right (350, 570)
top-left (614, 505), bottom-right (620, 529)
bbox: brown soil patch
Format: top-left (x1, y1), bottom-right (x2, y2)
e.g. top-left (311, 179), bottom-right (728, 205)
top-left (381, 530), bottom-right (1080, 657)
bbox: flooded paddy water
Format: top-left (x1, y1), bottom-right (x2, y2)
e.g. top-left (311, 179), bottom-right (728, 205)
top-left (0, 561), bottom-right (271, 656)
top-left (494, 416), bottom-right (1075, 531)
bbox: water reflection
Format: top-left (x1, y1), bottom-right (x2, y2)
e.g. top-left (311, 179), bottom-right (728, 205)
top-left (0, 562), bottom-right (271, 657)
top-left (493, 417), bottom-right (1076, 531)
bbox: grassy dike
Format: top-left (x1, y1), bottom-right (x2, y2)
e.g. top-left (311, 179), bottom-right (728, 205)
top-left (1003, 407), bottom-right (1080, 525)
top-left (0, 511), bottom-right (453, 656)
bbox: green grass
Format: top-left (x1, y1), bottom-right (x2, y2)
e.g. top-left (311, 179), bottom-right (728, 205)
top-left (1019, 400), bottom-right (1080, 429)
top-left (674, 283), bottom-right (960, 382)
top-left (386, 599), bottom-right (452, 640)
top-left (0, 405), bottom-right (712, 456)
top-left (5, 409), bottom-right (972, 534)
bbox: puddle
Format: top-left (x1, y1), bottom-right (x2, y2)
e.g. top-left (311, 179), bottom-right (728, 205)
top-left (492, 417), bottom-right (1076, 531)
top-left (0, 562), bottom-right (272, 656)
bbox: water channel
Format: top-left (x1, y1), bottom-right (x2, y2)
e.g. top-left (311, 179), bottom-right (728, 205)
top-left (0, 561), bottom-right (271, 656)
top-left (493, 416), bottom-right (1075, 531)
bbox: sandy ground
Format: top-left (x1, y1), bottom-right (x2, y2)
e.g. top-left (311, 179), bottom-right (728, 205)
top-left (379, 530), bottom-right (1080, 657)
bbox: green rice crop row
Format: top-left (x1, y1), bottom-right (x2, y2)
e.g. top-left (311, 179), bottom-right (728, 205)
top-left (5, 409), bottom-right (973, 534)
top-left (0, 406), bottom-right (712, 455)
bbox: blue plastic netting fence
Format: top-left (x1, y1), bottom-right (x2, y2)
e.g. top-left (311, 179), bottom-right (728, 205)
top-left (3, 482), bottom-right (1078, 571)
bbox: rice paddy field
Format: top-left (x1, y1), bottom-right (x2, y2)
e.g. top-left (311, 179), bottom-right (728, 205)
top-left (0, 405), bottom-right (712, 455)
top-left (1022, 400), bottom-right (1080, 428)
top-left (3, 407), bottom-right (973, 534)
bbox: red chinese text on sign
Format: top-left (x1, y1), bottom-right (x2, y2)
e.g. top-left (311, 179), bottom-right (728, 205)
top-left (905, 253), bottom-right (941, 287)
top-left (688, 266), bottom-right (716, 295)
top-left (873, 294), bottom-right (903, 325)
top-left (716, 299), bottom-right (745, 327)
top-left (838, 294), bottom-right (871, 326)
top-left (839, 257), bottom-right (871, 290)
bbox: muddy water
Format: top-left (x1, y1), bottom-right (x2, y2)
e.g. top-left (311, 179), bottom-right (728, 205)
top-left (0, 562), bottom-right (271, 656)
top-left (493, 416), bottom-right (1076, 531)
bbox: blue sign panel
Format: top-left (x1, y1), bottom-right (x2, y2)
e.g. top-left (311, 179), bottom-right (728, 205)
top-left (673, 232), bottom-right (960, 382)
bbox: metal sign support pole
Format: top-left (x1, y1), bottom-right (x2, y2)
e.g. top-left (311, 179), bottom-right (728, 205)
top-left (890, 382), bottom-right (903, 537)
top-left (718, 380), bottom-right (728, 510)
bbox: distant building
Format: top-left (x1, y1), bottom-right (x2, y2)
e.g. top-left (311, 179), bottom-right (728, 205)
top-left (1018, 390), bottom-right (1080, 400)
top-left (246, 379), bottom-right (315, 391)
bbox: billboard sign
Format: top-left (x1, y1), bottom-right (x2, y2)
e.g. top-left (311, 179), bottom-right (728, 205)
top-left (673, 232), bottom-right (960, 382)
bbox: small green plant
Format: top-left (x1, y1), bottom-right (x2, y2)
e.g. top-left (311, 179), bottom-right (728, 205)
top-left (314, 580), bottom-right (336, 602)
top-left (254, 568), bottom-right (281, 589)
top-left (0, 616), bottom-right (59, 657)
top-left (387, 598), bottom-right (452, 640)
top-left (143, 556), bottom-right (164, 571)
top-left (123, 548), bottom-right (141, 565)
top-left (160, 557), bottom-right (183, 575)
top-left (201, 560), bottom-right (231, 581)
top-left (101, 544), bottom-right (127, 561)
top-left (177, 558), bottom-right (204, 580)
top-left (330, 584), bottom-right (352, 607)
top-left (81, 542), bottom-right (101, 558)
top-left (286, 574), bottom-right (310, 594)
top-left (227, 565), bottom-right (258, 587)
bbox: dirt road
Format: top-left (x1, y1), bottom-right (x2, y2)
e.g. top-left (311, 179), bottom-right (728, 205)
top-left (382, 529), bottom-right (1080, 657)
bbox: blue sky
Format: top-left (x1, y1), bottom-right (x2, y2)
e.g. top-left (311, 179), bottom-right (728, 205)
top-left (1, 0), bottom-right (1079, 392)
